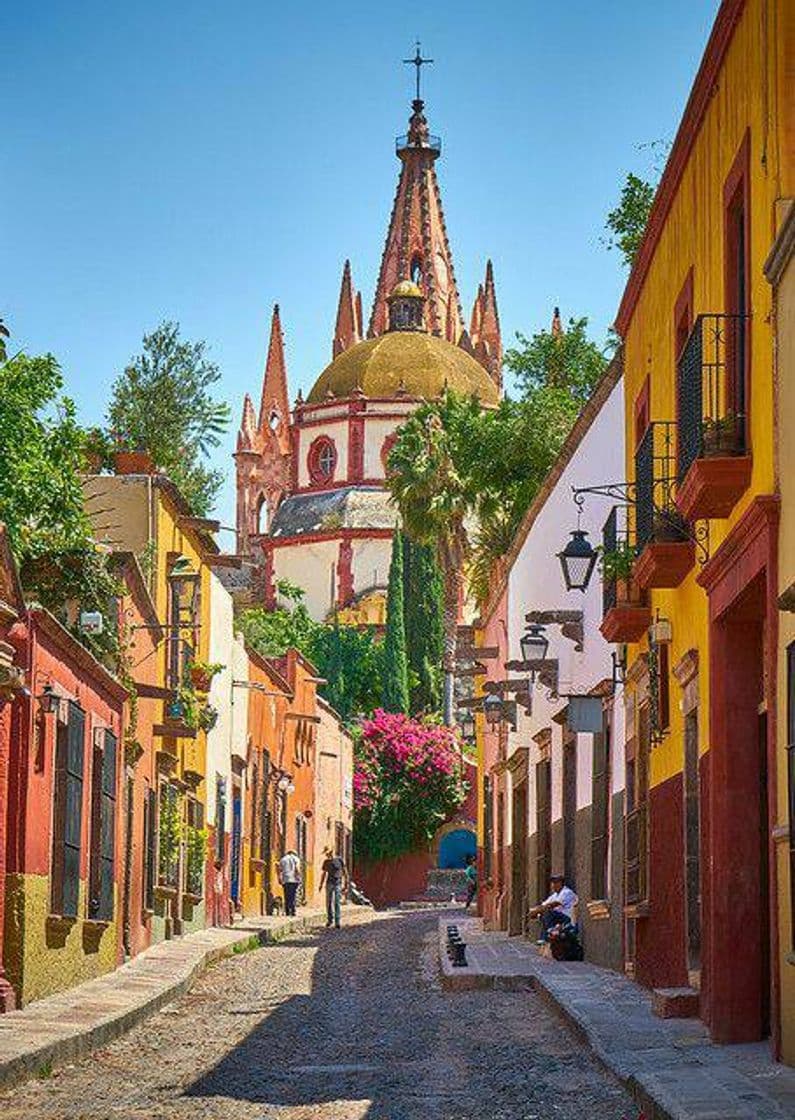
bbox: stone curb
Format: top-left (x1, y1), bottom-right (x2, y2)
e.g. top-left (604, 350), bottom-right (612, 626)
top-left (0, 910), bottom-right (324, 1093)
top-left (437, 921), bottom-right (793, 1120)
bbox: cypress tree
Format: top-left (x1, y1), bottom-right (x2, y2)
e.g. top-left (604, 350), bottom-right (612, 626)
top-left (381, 530), bottom-right (410, 713)
top-left (403, 536), bottom-right (444, 715)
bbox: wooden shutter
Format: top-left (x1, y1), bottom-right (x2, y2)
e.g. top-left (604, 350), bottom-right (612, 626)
top-left (54, 703), bottom-right (85, 919)
top-left (143, 786), bottom-right (156, 910)
top-left (87, 734), bottom-right (103, 919)
top-left (591, 722), bottom-right (610, 901)
top-left (788, 644), bottom-right (795, 948)
top-left (98, 730), bottom-right (117, 921)
top-left (535, 758), bottom-right (551, 900)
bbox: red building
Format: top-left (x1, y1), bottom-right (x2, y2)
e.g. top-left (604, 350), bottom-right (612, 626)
top-left (4, 602), bottom-right (127, 1006)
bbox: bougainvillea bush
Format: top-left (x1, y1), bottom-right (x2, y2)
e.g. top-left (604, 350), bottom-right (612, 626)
top-left (353, 710), bottom-right (468, 863)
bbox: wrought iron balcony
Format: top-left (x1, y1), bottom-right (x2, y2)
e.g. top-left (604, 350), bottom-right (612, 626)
top-left (634, 422), bottom-right (686, 550)
top-left (677, 313), bottom-right (748, 479)
top-left (396, 133), bottom-right (441, 156)
top-left (602, 506), bottom-right (619, 617)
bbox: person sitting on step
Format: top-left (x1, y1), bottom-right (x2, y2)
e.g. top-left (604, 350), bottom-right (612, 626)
top-left (528, 873), bottom-right (578, 943)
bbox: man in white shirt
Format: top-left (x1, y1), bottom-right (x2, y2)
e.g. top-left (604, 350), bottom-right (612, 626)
top-left (529, 873), bottom-right (578, 941)
top-left (277, 849), bottom-right (302, 916)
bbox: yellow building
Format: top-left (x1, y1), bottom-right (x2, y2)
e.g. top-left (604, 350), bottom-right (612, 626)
top-left (84, 469), bottom-right (222, 941)
top-left (766, 201), bottom-right (795, 1063)
top-left (606, 0), bottom-right (793, 1054)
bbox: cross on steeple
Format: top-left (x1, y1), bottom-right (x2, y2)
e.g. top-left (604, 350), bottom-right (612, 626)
top-left (403, 40), bottom-right (433, 102)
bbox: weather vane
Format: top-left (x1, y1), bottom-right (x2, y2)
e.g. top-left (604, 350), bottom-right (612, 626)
top-left (403, 40), bottom-right (433, 102)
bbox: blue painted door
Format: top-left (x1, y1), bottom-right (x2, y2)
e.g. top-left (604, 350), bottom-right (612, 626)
top-left (230, 794), bottom-right (242, 905)
top-left (438, 828), bottom-right (476, 869)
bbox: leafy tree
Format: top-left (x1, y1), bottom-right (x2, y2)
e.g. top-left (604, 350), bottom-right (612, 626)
top-left (0, 350), bottom-right (123, 662)
top-left (603, 171), bottom-right (656, 269)
top-left (504, 315), bottom-right (609, 405)
top-left (381, 531), bottom-right (410, 714)
top-left (237, 582), bottom-right (385, 724)
top-left (403, 536), bottom-right (443, 716)
top-left (387, 394), bottom-right (484, 725)
top-left (107, 321), bottom-right (230, 515)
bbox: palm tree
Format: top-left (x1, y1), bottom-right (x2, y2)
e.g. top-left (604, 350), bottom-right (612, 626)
top-left (386, 393), bottom-right (481, 725)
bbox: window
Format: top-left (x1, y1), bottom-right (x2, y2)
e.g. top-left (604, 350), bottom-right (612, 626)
top-left (562, 729), bottom-right (577, 883)
top-left (674, 268), bottom-right (694, 360)
top-left (307, 437), bottom-right (337, 484)
top-left (787, 643), bottom-right (795, 948)
top-left (410, 255), bottom-right (423, 286)
top-left (215, 775), bottom-right (227, 865)
top-left (657, 641), bottom-right (671, 735)
top-left (143, 785), bottom-right (156, 911)
top-left (591, 716), bottom-right (611, 901)
top-left (724, 131), bottom-right (750, 442)
top-left (51, 701), bottom-right (86, 918)
top-left (634, 377), bottom-right (650, 452)
top-left (256, 495), bottom-right (268, 535)
top-left (259, 751), bottom-right (272, 863)
top-left (535, 757), bottom-right (552, 900)
top-left (626, 703), bottom-right (650, 905)
top-left (186, 795), bottom-right (205, 898)
top-left (88, 727), bottom-right (117, 922)
top-left (158, 783), bottom-right (181, 889)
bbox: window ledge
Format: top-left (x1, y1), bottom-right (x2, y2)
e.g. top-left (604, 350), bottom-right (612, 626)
top-left (46, 913), bottom-right (77, 928)
top-left (624, 901), bottom-right (651, 920)
top-left (154, 884), bottom-right (178, 900)
top-left (182, 892), bottom-right (203, 905)
top-left (83, 918), bottom-right (111, 931)
top-left (586, 899), bottom-right (611, 921)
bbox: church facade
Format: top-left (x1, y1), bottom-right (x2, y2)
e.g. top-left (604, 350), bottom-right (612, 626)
top-left (235, 94), bottom-right (502, 622)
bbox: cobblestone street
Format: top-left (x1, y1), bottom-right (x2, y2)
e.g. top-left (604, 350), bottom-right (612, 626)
top-left (0, 910), bottom-right (634, 1120)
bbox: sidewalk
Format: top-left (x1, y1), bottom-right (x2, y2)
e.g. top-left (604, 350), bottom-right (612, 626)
top-left (439, 917), bottom-right (795, 1120)
top-left (0, 908), bottom-right (324, 1092)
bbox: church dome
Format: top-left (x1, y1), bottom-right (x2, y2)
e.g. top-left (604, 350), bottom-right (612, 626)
top-left (306, 331), bottom-right (500, 405)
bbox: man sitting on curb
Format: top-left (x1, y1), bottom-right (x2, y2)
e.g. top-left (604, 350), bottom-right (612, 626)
top-left (529, 873), bottom-right (578, 943)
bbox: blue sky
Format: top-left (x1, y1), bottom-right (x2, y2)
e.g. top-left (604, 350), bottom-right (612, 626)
top-left (2, 0), bottom-right (719, 534)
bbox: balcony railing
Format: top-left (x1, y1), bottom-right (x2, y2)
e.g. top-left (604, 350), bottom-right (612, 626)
top-left (677, 313), bottom-right (748, 480)
top-left (634, 422), bottom-right (685, 551)
top-left (396, 133), bottom-right (441, 156)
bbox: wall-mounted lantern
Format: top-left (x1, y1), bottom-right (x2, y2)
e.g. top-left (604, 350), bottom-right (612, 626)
top-left (520, 623), bottom-right (549, 669)
top-left (483, 692), bottom-right (503, 728)
top-left (557, 528), bottom-right (599, 593)
top-left (37, 683), bottom-right (57, 716)
top-left (459, 710), bottom-right (476, 741)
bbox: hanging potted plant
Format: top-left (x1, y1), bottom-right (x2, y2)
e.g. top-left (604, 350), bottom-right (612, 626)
top-left (198, 703), bottom-right (219, 732)
top-left (189, 660), bottom-right (224, 693)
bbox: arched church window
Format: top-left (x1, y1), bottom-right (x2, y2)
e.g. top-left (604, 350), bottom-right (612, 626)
top-left (268, 410), bottom-right (281, 431)
top-left (410, 255), bottom-right (423, 287)
top-left (256, 494), bottom-right (269, 534)
top-left (308, 436), bottom-right (337, 484)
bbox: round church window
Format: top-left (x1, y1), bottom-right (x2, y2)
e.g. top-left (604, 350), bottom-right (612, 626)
top-left (308, 436), bottom-right (337, 484)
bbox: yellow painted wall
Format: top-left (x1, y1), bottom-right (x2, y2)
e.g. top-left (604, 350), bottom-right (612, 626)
top-left (773, 211), bottom-right (795, 1063)
top-left (4, 876), bottom-right (118, 1006)
top-left (621, 0), bottom-right (792, 788)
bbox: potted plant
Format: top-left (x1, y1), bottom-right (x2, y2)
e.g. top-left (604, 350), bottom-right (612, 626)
top-left (198, 703), bottom-right (219, 732)
top-left (702, 412), bottom-right (741, 458)
top-left (651, 508), bottom-right (689, 543)
top-left (599, 541), bottom-right (635, 585)
top-left (189, 660), bottom-right (224, 693)
top-left (157, 788), bottom-right (182, 890)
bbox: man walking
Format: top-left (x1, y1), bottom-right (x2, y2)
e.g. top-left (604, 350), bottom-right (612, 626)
top-left (464, 854), bottom-right (478, 909)
top-left (278, 848), bottom-right (302, 916)
top-left (319, 846), bottom-right (348, 929)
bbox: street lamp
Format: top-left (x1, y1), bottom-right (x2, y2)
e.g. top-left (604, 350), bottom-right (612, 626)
top-left (520, 623), bottom-right (549, 665)
top-left (37, 683), bottom-right (57, 715)
top-left (167, 555), bottom-right (200, 618)
top-left (483, 693), bottom-right (503, 728)
top-left (459, 710), bottom-right (475, 741)
top-left (557, 528), bottom-right (598, 593)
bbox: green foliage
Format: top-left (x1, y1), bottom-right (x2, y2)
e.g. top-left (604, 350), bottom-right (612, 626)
top-left (0, 351), bottom-right (125, 663)
top-left (599, 541), bottom-right (636, 583)
top-left (106, 321), bottom-right (230, 515)
top-left (158, 786), bottom-right (182, 887)
top-left (603, 171), bottom-right (656, 269)
top-left (382, 531), bottom-right (410, 714)
top-left (504, 316), bottom-right (609, 405)
top-left (185, 825), bottom-right (207, 896)
top-left (237, 592), bottom-right (386, 725)
top-left (403, 537), bottom-right (443, 716)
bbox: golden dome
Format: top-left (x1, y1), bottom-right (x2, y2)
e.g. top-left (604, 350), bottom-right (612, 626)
top-left (389, 279), bottom-right (423, 299)
top-left (306, 331), bottom-right (500, 406)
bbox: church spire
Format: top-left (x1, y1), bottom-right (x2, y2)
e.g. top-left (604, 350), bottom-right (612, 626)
top-left (369, 85), bottom-right (463, 343)
top-left (551, 305), bottom-right (563, 338)
top-left (258, 304), bottom-right (290, 452)
top-left (332, 259), bottom-right (361, 357)
top-left (236, 393), bottom-right (258, 452)
top-left (470, 261), bottom-right (502, 388)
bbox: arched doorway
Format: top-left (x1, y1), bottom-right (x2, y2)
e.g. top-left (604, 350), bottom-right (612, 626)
top-left (437, 828), bottom-right (476, 870)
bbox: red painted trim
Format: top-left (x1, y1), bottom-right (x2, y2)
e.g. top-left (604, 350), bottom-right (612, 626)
top-left (723, 129), bottom-right (752, 450)
top-left (615, 0), bottom-right (747, 336)
top-left (337, 540), bottom-right (354, 607)
top-left (348, 414), bottom-right (365, 483)
top-left (269, 528), bottom-right (394, 549)
top-left (296, 408), bottom-right (416, 429)
top-left (674, 267), bottom-right (695, 358)
top-left (634, 376), bottom-right (650, 452)
top-left (697, 494), bottom-right (778, 606)
top-left (292, 478), bottom-right (387, 497)
top-left (296, 396), bottom-right (419, 417)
